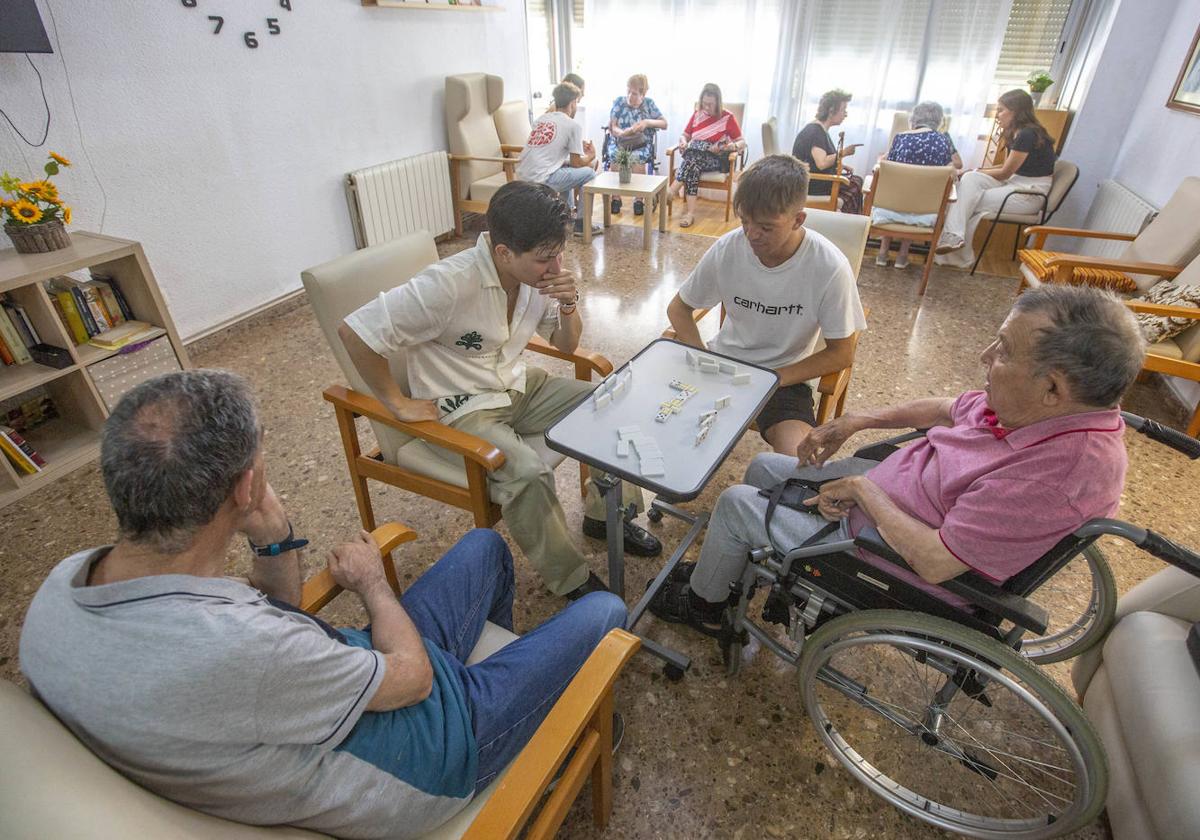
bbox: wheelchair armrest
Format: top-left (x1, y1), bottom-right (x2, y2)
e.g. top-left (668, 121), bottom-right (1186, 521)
top-left (853, 527), bottom-right (1049, 635)
top-left (851, 429), bottom-right (929, 461)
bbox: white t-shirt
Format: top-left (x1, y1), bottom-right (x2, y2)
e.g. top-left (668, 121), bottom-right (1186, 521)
top-left (516, 111), bottom-right (583, 183)
top-left (678, 227), bottom-right (866, 370)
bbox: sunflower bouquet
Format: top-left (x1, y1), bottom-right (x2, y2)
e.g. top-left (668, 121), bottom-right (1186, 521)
top-left (2, 153), bottom-right (74, 253)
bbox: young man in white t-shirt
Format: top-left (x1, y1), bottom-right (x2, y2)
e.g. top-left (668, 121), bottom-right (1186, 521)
top-left (666, 155), bottom-right (867, 455)
top-left (516, 81), bottom-right (600, 235)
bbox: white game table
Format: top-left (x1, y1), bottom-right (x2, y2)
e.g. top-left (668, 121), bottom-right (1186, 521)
top-left (545, 338), bottom-right (778, 677)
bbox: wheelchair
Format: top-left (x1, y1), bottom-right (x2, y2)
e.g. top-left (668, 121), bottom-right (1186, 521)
top-left (716, 412), bottom-right (1200, 839)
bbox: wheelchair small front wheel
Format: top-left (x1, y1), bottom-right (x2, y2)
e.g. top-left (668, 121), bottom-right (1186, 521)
top-left (798, 609), bottom-right (1107, 839)
top-left (1021, 544), bottom-right (1117, 664)
top-left (646, 506), bottom-right (664, 523)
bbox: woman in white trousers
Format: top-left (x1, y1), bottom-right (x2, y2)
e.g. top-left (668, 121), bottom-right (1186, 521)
top-left (936, 90), bottom-right (1056, 268)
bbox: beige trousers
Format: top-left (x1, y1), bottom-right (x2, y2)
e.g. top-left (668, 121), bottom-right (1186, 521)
top-left (445, 367), bottom-right (641, 595)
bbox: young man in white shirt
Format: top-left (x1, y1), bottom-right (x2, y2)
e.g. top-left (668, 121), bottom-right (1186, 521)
top-left (339, 182), bottom-right (659, 600)
top-left (666, 155), bottom-right (867, 456)
top-left (516, 81), bottom-right (600, 236)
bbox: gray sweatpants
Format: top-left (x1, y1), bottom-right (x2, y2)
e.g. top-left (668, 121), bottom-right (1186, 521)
top-left (690, 453), bottom-right (877, 603)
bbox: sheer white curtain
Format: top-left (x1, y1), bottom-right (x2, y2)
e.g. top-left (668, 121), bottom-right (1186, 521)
top-left (772, 0), bottom-right (1012, 170)
top-left (579, 0), bottom-right (784, 163)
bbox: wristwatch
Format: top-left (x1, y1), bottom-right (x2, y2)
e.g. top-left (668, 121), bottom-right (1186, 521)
top-left (248, 521), bottom-right (309, 557)
top-left (559, 292), bottom-right (580, 314)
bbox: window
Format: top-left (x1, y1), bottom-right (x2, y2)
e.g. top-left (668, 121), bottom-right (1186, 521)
top-left (990, 0), bottom-right (1075, 101)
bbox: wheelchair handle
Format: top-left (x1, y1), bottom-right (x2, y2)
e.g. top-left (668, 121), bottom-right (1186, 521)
top-left (1121, 412), bottom-right (1200, 460)
top-left (1140, 529), bottom-right (1200, 579)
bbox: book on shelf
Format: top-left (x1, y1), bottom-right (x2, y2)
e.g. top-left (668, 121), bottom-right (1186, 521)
top-left (0, 331), bottom-right (13, 365)
top-left (96, 275), bottom-right (135, 321)
top-left (0, 305), bottom-right (33, 365)
top-left (0, 425), bottom-right (43, 474)
top-left (3, 394), bottom-right (58, 433)
top-left (87, 320), bottom-right (158, 351)
top-left (1, 299), bottom-right (41, 347)
top-left (48, 289), bottom-right (90, 344)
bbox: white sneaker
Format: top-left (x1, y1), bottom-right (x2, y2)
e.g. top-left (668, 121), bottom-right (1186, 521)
top-left (894, 260), bottom-right (909, 270)
top-left (875, 253), bottom-right (889, 267)
top-left (935, 234), bottom-right (964, 255)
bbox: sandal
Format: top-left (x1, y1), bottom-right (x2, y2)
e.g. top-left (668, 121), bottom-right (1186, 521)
top-left (611, 197), bottom-right (622, 214)
top-left (679, 214), bottom-right (695, 228)
top-left (647, 579), bottom-right (724, 638)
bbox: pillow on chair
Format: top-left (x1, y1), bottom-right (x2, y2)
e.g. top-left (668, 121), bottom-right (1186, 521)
top-left (1134, 281), bottom-right (1200, 343)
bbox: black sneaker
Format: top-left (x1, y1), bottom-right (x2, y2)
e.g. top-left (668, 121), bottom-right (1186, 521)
top-left (633, 198), bottom-right (645, 215)
top-left (564, 571), bottom-right (610, 601)
top-left (647, 580), bottom-right (725, 638)
top-left (611, 196), bottom-right (622, 214)
top-left (573, 218), bottom-right (604, 237)
top-left (582, 516), bottom-right (662, 557)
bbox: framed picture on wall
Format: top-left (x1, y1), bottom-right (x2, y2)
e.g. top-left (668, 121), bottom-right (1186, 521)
top-left (1167, 23), bottom-right (1200, 114)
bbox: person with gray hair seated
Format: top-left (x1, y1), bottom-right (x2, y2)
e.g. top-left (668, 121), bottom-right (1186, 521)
top-left (650, 285), bottom-right (1145, 639)
top-left (19, 369), bottom-right (626, 838)
top-left (874, 100), bottom-right (964, 268)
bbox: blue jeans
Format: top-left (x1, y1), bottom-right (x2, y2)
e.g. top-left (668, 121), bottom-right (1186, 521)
top-left (397, 529), bottom-right (626, 791)
top-left (543, 165), bottom-right (595, 211)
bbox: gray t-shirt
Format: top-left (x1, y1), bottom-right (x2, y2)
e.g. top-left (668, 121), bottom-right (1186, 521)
top-left (19, 549), bottom-right (475, 839)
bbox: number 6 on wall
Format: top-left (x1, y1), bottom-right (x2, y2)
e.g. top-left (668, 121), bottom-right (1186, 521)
top-left (244, 32), bottom-right (259, 48)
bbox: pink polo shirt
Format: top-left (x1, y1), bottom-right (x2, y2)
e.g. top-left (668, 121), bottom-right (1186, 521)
top-left (847, 390), bottom-right (1127, 608)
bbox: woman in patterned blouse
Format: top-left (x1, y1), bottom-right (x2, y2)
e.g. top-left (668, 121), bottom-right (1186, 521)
top-left (671, 82), bottom-right (745, 227)
top-left (875, 101), bottom-right (963, 269)
top-left (605, 73), bottom-right (667, 214)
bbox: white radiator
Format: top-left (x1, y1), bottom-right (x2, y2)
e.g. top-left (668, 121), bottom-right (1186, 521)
top-left (1077, 180), bottom-right (1158, 259)
top-left (345, 151), bottom-right (455, 249)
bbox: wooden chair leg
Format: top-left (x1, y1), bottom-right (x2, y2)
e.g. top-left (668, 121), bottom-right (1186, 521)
top-left (465, 462), bottom-right (497, 528)
top-left (918, 241), bottom-right (935, 296)
top-left (724, 183), bottom-right (733, 221)
top-left (835, 375), bottom-right (850, 417)
top-left (334, 406), bottom-right (378, 533)
top-left (590, 690), bottom-right (615, 829)
top-left (815, 391), bottom-right (834, 426)
top-left (1188, 403), bottom-right (1200, 438)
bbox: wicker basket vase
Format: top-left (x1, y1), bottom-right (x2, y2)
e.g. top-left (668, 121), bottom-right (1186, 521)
top-left (5, 220), bottom-right (71, 254)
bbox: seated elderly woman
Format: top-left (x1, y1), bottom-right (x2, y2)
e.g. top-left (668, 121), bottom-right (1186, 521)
top-left (649, 285), bottom-right (1146, 637)
top-left (672, 82), bottom-right (745, 228)
top-left (605, 73), bottom-right (667, 215)
top-left (875, 100), bottom-right (965, 269)
top-left (793, 89), bottom-right (864, 214)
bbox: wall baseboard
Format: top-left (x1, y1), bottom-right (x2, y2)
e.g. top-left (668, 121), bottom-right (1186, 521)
top-left (183, 287), bottom-right (307, 346)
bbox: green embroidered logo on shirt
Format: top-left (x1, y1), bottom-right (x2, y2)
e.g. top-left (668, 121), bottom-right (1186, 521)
top-left (439, 394), bottom-right (471, 415)
top-left (455, 331), bottom-right (483, 351)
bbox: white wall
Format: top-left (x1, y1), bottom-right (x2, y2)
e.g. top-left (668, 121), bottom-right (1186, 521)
top-left (0, 0), bottom-right (529, 339)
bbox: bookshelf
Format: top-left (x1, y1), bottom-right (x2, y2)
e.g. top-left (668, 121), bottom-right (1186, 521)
top-left (0, 232), bottom-right (190, 508)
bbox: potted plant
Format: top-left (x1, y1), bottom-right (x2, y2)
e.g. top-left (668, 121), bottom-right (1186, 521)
top-left (615, 148), bottom-right (633, 184)
top-left (2, 152), bottom-right (73, 254)
top-left (1027, 71), bottom-right (1054, 106)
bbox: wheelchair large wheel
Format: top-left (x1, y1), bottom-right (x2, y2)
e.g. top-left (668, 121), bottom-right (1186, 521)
top-left (1021, 545), bottom-right (1117, 664)
top-left (798, 610), bottom-right (1107, 839)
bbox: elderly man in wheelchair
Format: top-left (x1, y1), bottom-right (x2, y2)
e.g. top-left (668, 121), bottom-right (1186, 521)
top-left (648, 284), bottom-right (1200, 837)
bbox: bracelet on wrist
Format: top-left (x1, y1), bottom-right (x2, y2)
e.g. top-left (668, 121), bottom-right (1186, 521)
top-left (248, 521), bottom-right (309, 557)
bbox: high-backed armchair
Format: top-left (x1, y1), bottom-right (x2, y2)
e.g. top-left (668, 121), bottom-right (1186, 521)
top-left (663, 208), bottom-right (871, 423)
top-left (667, 101), bottom-right (747, 221)
top-left (863, 160), bottom-right (955, 295)
top-left (493, 100), bottom-right (531, 150)
top-left (0, 523), bottom-right (641, 840)
top-left (301, 232), bottom-right (611, 536)
top-left (445, 74), bottom-right (521, 236)
top-left (1017, 176), bottom-right (1200, 294)
top-left (762, 115), bottom-right (849, 211)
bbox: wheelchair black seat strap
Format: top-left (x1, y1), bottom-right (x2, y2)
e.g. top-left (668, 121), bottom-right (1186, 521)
top-left (761, 478), bottom-right (841, 556)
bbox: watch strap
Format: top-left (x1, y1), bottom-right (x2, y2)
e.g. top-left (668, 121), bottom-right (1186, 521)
top-left (248, 521), bottom-right (309, 557)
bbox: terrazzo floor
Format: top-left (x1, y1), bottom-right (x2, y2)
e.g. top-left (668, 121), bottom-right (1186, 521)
top-left (2, 221), bottom-right (1198, 839)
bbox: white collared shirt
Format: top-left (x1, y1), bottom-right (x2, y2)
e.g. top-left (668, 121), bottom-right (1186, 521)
top-left (344, 234), bottom-right (559, 421)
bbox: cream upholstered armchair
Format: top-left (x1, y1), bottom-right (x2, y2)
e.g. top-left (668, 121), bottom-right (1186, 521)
top-left (663, 208), bottom-right (871, 423)
top-left (863, 160), bottom-right (955, 295)
top-left (301, 232), bottom-right (611, 539)
top-left (445, 74), bottom-right (521, 236)
top-left (667, 101), bottom-right (747, 221)
top-left (0, 523), bottom-right (641, 840)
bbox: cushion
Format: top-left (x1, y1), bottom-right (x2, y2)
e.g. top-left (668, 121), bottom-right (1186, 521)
top-left (1133, 281), bottom-right (1200, 344)
top-left (1017, 248), bottom-right (1139, 293)
top-left (468, 171), bottom-right (510, 204)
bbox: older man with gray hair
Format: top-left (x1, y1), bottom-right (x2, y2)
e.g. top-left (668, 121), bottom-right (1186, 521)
top-left (20, 369), bottom-right (625, 839)
top-left (650, 285), bottom-right (1146, 636)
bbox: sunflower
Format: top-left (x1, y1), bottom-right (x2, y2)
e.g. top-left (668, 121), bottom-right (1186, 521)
top-left (21, 181), bottom-right (56, 201)
top-left (49, 152), bottom-right (72, 167)
top-left (12, 200), bottom-right (43, 224)
top-left (63, 206), bottom-right (72, 224)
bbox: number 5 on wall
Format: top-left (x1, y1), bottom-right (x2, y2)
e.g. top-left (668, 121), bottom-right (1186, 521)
top-left (267, 18), bottom-right (281, 34)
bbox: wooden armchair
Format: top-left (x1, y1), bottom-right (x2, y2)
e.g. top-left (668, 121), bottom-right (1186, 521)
top-left (1017, 176), bottom-right (1200, 295)
top-left (662, 208), bottom-right (871, 424)
top-left (805, 130), bottom-right (850, 212)
top-left (863, 160), bottom-right (955, 295)
top-left (667, 102), bottom-right (747, 221)
top-left (445, 74), bottom-right (523, 236)
top-left (0, 522), bottom-right (641, 840)
top-left (301, 233), bottom-right (612, 538)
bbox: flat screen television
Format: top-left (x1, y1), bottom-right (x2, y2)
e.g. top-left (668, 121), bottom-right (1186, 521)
top-left (0, 0), bottom-right (53, 54)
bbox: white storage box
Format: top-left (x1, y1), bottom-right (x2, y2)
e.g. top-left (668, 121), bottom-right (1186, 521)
top-left (88, 336), bottom-right (183, 412)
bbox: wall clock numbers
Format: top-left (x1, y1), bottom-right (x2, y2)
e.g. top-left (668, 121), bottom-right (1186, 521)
top-left (180, 0), bottom-right (293, 49)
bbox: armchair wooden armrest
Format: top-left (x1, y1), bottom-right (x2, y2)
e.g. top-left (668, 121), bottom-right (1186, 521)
top-left (524, 335), bottom-right (614, 379)
top-left (300, 522), bottom-right (418, 612)
top-left (817, 366), bottom-right (850, 397)
top-left (808, 172), bottom-right (851, 187)
top-left (1042, 253), bottom-right (1182, 282)
top-left (448, 154), bottom-right (521, 167)
top-left (322, 385), bottom-right (505, 469)
top-left (499, 144), bottom-right (524, 156)
top-left (660, 305), bottom-right (714, 340)
top-left (1024, 225), bottom-right (1138, 250)
top-left (1126, 300), bottom-right (1200, 320)
top-left (463, 628), bottom-right (641, 840)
